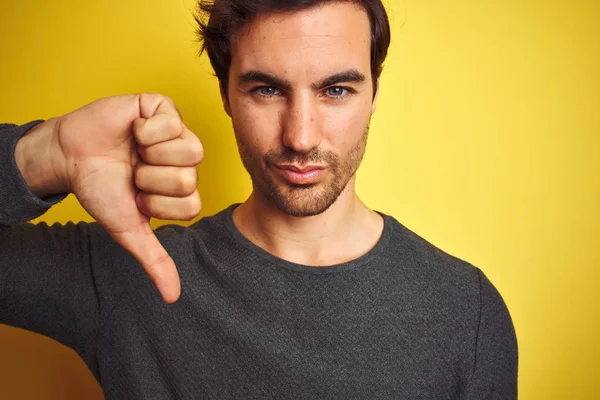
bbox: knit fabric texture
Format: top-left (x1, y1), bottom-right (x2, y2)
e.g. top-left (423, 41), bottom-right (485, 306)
top-left (0, 122), bottom-right (518, 399)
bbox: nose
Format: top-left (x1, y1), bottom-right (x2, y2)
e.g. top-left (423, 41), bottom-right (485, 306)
top-left (281, 94), bottom-right (321, 153)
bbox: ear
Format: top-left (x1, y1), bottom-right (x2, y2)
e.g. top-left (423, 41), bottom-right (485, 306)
top-left (220, 81), bottom-right (232, 117)
top-left (371, 77), bottom-right (380, 115)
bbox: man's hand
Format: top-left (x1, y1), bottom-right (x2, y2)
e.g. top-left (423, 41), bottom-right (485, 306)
top-left (15, 94), bottom-right (204, 303)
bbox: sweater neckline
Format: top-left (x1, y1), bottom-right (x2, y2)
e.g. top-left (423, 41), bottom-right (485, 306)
top-left (220, 204), bottom-right (393, 274)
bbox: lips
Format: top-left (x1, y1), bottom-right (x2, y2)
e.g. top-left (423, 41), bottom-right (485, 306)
top-left (274, 164), bottom-right (326, 185)
top-left (277, 164), bottom-right (325, 172)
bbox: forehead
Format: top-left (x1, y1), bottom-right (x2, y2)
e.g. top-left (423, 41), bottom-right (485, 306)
top-left (230, 2), bottom-right (371, 79)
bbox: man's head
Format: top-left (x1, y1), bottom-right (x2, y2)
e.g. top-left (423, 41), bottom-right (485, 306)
top-left (196, 0), bottom-right (391, 217)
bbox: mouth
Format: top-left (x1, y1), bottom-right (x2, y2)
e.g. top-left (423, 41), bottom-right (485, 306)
top-left (273, 164), bottom-right (327, 185)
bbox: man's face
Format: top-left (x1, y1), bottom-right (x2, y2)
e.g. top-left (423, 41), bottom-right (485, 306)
top-left (224, 2), bottom-right (376, 217)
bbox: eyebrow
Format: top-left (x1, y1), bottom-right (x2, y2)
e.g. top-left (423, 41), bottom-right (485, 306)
top-left (237, 69), bottom-right (366, 92)
top-left (238, 71), bottom-right (292, 92)
top-left (311, 69), bottom-right (366, 90)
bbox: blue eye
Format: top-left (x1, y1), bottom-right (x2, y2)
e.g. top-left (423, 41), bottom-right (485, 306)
top-left (326, 87), bottom-right (348, 98)
top-left (257, 87), bottom-right (280, 97)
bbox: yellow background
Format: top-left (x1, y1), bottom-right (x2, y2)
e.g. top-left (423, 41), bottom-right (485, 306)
top-left (0, 0), bottom-right (598, 398)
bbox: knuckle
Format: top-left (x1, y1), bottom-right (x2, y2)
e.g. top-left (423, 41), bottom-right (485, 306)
top-left (165, 96), bottom-right (180, 115)
top-left (166, 115), bottom-right (182, 136)
top-left (163, 95), bottom-right (175, 106)
top-left (176, 169), bottom-right (197, 195)
top-left (182, 193), bottom-right (201, 220)
top-left (189, 139), bottom-right (204, 163)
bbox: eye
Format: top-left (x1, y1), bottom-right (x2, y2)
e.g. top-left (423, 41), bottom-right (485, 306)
top-left (325, 86), bottom-right (349, 98)
top-left (255, 86), bottom-right (280, 97)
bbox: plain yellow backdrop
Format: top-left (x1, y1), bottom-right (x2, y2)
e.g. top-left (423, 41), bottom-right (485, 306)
top-left (1, 0), bottom-right (598, 398)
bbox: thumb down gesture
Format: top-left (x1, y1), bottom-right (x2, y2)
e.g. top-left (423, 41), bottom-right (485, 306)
top-left (48, 94), bottom-right (203, 303)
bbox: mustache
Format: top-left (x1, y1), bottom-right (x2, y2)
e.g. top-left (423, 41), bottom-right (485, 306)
top-left (264, 147), bottom-right (338, 166)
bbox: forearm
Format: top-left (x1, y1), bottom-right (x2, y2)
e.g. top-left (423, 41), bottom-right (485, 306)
top-left (0, 122), bottom-right (66, 225)
top-left (14, 118), bottom-right (69, 198)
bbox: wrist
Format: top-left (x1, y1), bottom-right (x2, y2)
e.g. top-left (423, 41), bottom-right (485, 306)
top-left (15, 118), bottom-right (70, 198)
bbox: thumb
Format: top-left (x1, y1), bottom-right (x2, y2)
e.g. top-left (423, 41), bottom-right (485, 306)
top-left (110, 222), bottom-right (181, 303)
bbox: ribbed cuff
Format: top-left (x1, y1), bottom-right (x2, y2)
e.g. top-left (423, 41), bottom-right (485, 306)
top-left (0, 121), bottom-right (67, 225)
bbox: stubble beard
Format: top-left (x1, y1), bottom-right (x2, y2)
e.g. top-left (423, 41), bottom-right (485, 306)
top-left (236, 125), bottom-right (370, 217)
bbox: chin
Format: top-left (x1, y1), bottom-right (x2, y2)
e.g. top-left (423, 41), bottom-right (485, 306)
top-left (266, 183), bottom-right (344, 218)
top-left (276, 202), bottom-right (333, 218)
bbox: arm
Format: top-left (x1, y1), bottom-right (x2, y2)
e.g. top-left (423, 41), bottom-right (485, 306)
top-left (6, 94), bottom-right (204, 303)
top-left (0, 121), bottom-right (66, 226)
top-left (0, 122), bottom-right (111, 359)
top-left (464, 270), bottom-right (519, 399)
top-left (1, 94), bottom-right (203, 359)
top-left (13, 118), bottom-right (69, 199)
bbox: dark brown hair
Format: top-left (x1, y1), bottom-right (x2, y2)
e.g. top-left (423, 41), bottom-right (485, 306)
top-left (195, 0), bottom-right (391, 95)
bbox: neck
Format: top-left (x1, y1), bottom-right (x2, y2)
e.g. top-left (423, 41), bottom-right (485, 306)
top-left (232, 178), bottom-right (384, 266)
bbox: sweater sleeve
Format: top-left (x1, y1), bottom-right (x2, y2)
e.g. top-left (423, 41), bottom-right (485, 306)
top-left (0, 122), bottom-right (67, 223)
top-left (464, 270), bottom-right (519, 399)
top-left (0, 122), bottom-right (134, 367)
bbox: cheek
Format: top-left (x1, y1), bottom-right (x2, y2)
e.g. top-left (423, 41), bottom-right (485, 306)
top-left (231, 99), bottom-right (283, 152)
top-left (322, 101), bottom-right (371, 151)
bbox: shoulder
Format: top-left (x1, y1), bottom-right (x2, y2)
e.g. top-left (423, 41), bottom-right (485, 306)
top-left (379, 213), bottom-right (482, 290)
top-left (376, 214), bottom-right (515, 327)
top-left (378, 212), bottom-right (515, 333)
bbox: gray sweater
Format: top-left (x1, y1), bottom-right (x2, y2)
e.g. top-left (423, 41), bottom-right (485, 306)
top-left (0, 122), bottom-right (518, 399)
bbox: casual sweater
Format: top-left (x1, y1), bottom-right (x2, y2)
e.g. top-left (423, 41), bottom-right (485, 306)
top-left (0, 122), bottom-right (518, 399)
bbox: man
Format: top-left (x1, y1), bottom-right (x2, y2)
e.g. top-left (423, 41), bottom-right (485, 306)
top-left (0, 0), bottom-right (518, 398)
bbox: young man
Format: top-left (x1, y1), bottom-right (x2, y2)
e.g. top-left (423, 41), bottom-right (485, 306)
top-left (0, 0), bottom-right (517, 398)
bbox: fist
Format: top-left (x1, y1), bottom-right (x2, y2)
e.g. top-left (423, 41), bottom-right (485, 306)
top-left (133, 102), bottom-right (203, 221)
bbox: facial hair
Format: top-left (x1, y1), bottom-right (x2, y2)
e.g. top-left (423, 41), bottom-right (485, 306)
top-left (236, 123), bottom-right (370, 217)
